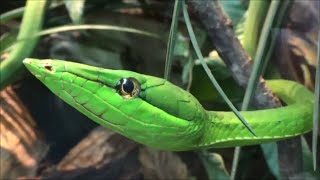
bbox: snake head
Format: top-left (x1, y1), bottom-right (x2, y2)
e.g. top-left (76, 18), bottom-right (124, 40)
top-left (23, 58), bottom-right (207, 150)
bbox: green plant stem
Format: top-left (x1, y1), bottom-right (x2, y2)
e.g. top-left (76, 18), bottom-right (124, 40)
top-left (164, 0), bottom-right (183, 80)
top-left (261, 0), bottom-right (291, 75)
top-left (230, 147), bottom-right (241, 180)
top-left (242, 0), bottom-right (280, 110)
top-left (0, 0), bottom-right (48, 89)
top-left (0, 2), bottom-right (63, 24)
top-left (34, 25), bottom-right (159, 39)
top-left (0, 7), bottom-right (25, 23)
top-left (231, 1), bottom-right (281, 179)
top-left (313, 30), bottom-right (320, 171)
top-left (243, 0), bottom-right (270, 57)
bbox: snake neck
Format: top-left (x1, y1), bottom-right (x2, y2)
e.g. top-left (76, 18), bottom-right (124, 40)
top-left (194, 80), bottom-right (314, 149)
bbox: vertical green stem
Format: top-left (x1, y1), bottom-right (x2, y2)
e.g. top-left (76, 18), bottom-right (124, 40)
top-left (313, 30), bottom-right (320, 171)
top-left (231, 1), bottom-right (281, 179)
top-left (243, 0), bottom-right (270, 57)
top-left (0, 0), bottom-right (47, 89)
top-left (230, 147), bottom-right (241, 180)
top-left (164, 0), bottom-right (183, 80)
top-left (241, 0), bottom-right (280, 110)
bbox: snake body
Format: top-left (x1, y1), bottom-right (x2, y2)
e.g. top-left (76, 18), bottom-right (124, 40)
top-left (23, 59), bottom-right (314, 151)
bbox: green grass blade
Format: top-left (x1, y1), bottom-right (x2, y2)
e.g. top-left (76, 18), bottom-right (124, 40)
top-left (0, 32), bottom-right (18, 54)
top-left (0, 2), bottom-right (63, 24)
top-left (242, 0), bottom-right (270, 57)
top-left (260, 143), bottom-right (281, 179)
top-left (64, 0), bottom-right (85, 24)
top-left (241, 0), bottom-right (280, 110)
top-left (4, 24), bottom-right (159, 57)
top-left (164, 0), bottom-right (183, 80)
top-left (231, 1), bottom-right (281, 179)
top-left (261, 0), bottom-right (290, 75)
top-left (8, 24), bottom-right (160, 45)
top-left (230, 147), bottom-right (241, 180)
top-left (313, 30), bottom-right (320, 171)
top-left (302, 136), bottom-right (320, 178)
top-left (36, 25), bottom-right (159, 38)
top-left (3, 24), bottom-right (159, 54)
top-left (182, 1), bottom-right (256, 136)
top-left (0, 7), bottom-right (25, 23)
top-left (0, 23), bottom-right (159, 89)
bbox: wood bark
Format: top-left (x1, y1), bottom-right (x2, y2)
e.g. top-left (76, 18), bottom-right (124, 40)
top-left (0, 87), bottom-right (48, 179)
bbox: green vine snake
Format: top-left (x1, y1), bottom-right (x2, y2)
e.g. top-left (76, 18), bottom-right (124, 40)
top-left (23, 58), bottom-right (314, 151)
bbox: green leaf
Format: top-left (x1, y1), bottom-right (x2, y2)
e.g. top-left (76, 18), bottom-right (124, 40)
top-left (64, 0), bottom-right (86, 24)
top-left (260, 143), bottom-right (281, 179)
top-left (219, 0), bottom-right (246, 26)
top-left (197, 151), bottom-right (230, 180)
top-left (302, 137), bottom-right (320, 178)
top-left (0, 32), bottom-right (18, 54)
top-left (173, 33), bottom-right (189, 58)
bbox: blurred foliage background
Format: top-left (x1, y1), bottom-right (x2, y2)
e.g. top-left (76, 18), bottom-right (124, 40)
top-left (0, 0), bottom-right (319, 179)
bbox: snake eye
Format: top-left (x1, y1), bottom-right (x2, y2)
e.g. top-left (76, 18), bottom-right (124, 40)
top-left (115, 77), bottom-right (141, 99)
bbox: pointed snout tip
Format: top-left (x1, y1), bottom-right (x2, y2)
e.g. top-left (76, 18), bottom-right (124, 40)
top-left (23, 58), bottom-right (30, 64)
top-left (23, 58), bottom-right (41, 73)
top-left (23, 58), bottom-right (40, 65)
top-left (23, 58), bottom-right (43, 68)
top-left (23, 58), bottom-right (33, 70)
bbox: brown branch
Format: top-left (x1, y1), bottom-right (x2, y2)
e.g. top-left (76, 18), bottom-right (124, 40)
top-left (185, 0), bottom-right (303, 179)
top-left (37, 127), bottom-right (194, 180)
top-left (186, 0), bottom-right (282, 109)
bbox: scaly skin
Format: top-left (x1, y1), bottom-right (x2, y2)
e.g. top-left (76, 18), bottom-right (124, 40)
top-left (23, 59), bottom-right (314, 151)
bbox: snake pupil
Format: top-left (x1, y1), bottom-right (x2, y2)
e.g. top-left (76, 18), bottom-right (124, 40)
top-left (122, 78), bottom-right (135, 93)
top-left (115, 77), bottom-right (141, 99)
